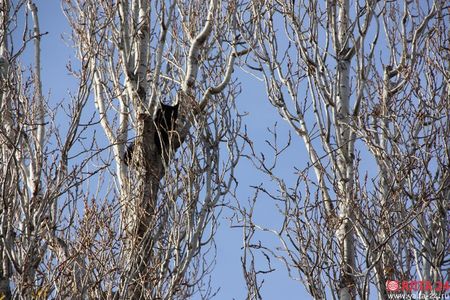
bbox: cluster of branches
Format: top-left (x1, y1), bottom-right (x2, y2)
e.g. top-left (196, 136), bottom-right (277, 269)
top-left (1, 0), bottom-right (245, 299)
top-left (236, 0), bottom-right (450, 299)
top-left (1, 0), bottom-right (449, 299)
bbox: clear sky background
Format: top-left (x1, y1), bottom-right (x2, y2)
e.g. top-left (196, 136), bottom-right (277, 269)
top-left (18, 2), bottom-right (383, 300)
top-left (14, 1), bottom-right (448, 300)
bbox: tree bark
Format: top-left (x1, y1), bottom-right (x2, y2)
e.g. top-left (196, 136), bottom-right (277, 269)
top-left (335, 1), bottom-right (356, 298)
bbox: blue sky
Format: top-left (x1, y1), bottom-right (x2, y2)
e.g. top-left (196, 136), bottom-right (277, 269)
top-left (19, 1), bottom-right (448, 299)
top-left (23, 2), bottom-right (311, 299)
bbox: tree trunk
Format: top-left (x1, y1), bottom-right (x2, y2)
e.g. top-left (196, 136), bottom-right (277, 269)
top-left (123, 112), bottom-right (163, 299)
top-left (335, 1), bottom-right (356, 298)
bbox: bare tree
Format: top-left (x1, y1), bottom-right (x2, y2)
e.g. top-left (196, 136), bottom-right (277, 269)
top-left (0, 0), bottom-right (99, 298)
top-left (237, 0), bottom-right (449, 299)
top-left (2, 0), bottom-right (448, 299)
top-left (1, 0), bottom-right (246, 299)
